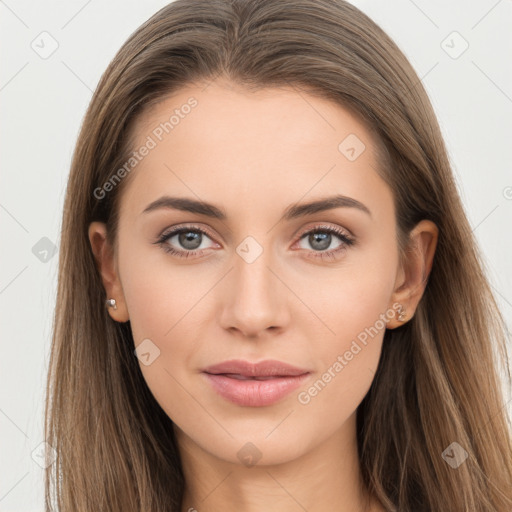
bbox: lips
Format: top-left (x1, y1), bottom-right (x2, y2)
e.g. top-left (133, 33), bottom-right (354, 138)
top-left (202, 359), bottom-right (311, 407)
top-left (202, 359), bottom-right (310, 378)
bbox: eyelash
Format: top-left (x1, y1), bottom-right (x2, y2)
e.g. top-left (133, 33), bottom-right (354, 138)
top-left (154, 224), bottom-right (355, 261)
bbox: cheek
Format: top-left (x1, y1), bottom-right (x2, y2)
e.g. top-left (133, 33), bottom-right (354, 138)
top-left (117, 246), bottom-right (212, 407)
top-left (300, 244), bottom-right (397, 352)
top-left (302, 293), bottom-right (387, 409)
top-left (120, 260), bottom-right (203, 421)
top-left (294, 284), bottom-right (389, 435)
top-left (294, 244), bottom-right (397, 412)
top-left (118, 240), bottom-right (208, 342)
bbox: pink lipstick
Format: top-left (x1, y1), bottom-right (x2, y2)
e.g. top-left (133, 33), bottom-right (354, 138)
top-left (202, 359), bottom-right (311, 407)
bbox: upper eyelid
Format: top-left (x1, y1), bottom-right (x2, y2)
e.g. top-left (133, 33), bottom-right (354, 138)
top-left (160, 223), bottom-right (216, 239)
top-left (295, 223), bottom-right (353, 239)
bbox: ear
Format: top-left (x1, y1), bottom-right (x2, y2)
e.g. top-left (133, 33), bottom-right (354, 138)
top-left (88, 222), bottom-right (129, 322)
top-left (387, 219), bottom-right (438, 329)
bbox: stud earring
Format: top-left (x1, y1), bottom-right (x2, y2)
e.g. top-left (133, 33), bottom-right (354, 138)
top-left (397, 304), bottom-right (406, 322)
top-left (105, 298), bottom-right (117, 310)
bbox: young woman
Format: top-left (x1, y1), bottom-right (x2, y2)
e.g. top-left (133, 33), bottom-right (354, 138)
top-left (44, 0), bottom-right (512, 510)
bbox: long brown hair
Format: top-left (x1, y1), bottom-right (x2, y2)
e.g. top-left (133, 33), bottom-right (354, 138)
top-left (45, 0), bottom-right (512, 510)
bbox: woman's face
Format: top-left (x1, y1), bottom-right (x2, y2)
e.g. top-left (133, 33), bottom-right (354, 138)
top-left (102, 79), bottom-right (407, 465)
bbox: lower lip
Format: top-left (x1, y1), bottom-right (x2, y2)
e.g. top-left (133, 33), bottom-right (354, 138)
top-left (203, 372), bottom-right (310, 407)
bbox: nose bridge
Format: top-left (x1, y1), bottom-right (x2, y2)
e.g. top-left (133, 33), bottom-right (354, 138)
top-left (219, 234), bottom-right (288, 336)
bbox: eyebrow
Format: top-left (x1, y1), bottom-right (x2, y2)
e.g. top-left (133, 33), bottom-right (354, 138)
top-left (142, 194), bottom-right (372, 220)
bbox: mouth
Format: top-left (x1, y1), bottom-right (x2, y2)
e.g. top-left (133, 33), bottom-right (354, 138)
top-left (202, 358), bottom-right (310, 378)
top-left (201, 360), bottom-right (311, 407)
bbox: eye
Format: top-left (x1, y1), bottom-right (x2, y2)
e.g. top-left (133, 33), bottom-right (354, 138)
top-left (154, 223), bottom-right (355, 260)
top-left (294, 224), bottom-right (355, 261)
top-left (154, 224), bottom-right (219, 258)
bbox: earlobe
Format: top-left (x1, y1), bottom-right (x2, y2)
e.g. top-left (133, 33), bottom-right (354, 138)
top-left (387, 220), bottom-right (438, 329)
top-left (88, 222), bottom-right (130, 322)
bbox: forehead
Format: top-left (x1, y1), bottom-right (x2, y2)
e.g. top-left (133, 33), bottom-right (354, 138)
top-left (120, 79), bottom-right (391, 220)
top-left (134, 79), bottom-right (379, 155)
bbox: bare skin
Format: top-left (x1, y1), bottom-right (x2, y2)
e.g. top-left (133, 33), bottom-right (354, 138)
top-left (89, 78), bottom-right (437, 512)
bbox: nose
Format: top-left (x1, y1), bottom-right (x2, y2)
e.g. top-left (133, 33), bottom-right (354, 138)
top-left (218, 243), bottom-right (290, 339)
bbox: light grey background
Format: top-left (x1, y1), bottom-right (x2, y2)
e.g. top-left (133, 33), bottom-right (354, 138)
top-left (1, 0), bottom-right (511, 509)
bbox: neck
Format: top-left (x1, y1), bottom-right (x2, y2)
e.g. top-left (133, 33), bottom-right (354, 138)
top-left (176, 411), bottom-right (381, 512)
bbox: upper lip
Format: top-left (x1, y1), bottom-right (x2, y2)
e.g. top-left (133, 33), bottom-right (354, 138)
top-left (202, 359), bottom-right (310, 378)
